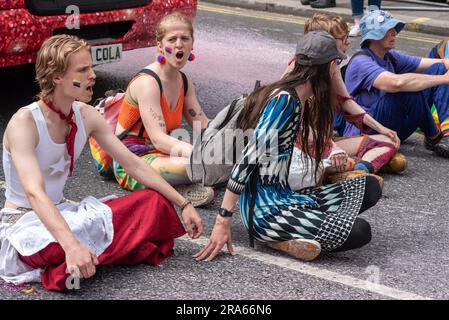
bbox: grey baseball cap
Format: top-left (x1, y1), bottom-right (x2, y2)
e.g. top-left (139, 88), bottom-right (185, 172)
top-left (295, 31), bottom-right (347, 66)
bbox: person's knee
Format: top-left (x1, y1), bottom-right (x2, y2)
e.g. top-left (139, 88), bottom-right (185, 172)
top-left (333, 218), bottom-right (372, 252)
top-left (151, 156), bottom-right (187, 173)
top-left (371, 134), bottom-right (397, 148)
top-left (138, 188), bottom-right (171, 204)
top-left (424, 62), bottom-right (446, 76)
top-left (389, 91), bottom-right (425, 107)
top-left (351, 218), bottom-right (372, 249)
top-left (363, 175), bottom-right (382, 207)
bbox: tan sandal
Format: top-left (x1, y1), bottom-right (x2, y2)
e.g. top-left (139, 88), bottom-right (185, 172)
top-left (268, 238), bottom-right (321, 261)
top-left (174, 183), bottom-right (215, 207)
top-left (379, 152), bottom-right (407, 174)
top-left (327, 170), bottom-right (384, 189)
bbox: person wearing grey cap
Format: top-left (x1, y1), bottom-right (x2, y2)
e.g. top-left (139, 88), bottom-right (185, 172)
top-left (342, 10), bottom-right (449, 158)
top-left (194, 31), bottom-right (382, 263)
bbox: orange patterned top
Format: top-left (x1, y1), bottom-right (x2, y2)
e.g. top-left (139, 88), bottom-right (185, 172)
top-left (117, 73), bottom-right (185, 141)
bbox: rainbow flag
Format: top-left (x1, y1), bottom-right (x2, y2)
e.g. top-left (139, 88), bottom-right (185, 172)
top-left (416, 104), bottom-right (439, 134)
top-left (72, 78), bottom-right (81, 88)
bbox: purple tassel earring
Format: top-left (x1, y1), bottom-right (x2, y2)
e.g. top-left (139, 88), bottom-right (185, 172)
top-left (157, 49), bottom-right (166, 64)
top-left (157, 54), bottom-right (166, 64)
top-left (188, 49), bottom-right (196, 62)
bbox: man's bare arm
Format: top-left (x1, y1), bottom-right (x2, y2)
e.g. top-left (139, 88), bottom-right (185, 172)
top-left (373, 70), bottom-right (449, 93)
top-left (84, 105), bottom-right (204, 238)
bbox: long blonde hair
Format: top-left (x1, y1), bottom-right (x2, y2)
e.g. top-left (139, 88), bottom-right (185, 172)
top-left (35, 34), bottom-right (90, 101)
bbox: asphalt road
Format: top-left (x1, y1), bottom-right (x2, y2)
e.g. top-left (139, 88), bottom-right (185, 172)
top-left (0, 2), bottom-right (448, 301)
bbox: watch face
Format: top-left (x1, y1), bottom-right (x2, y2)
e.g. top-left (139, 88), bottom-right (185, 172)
top-left (219, 208), bottom-right (233, 217)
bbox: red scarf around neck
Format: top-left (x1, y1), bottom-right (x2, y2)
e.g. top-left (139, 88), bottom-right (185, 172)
top-left (44, 100), bottom-right (78, 176)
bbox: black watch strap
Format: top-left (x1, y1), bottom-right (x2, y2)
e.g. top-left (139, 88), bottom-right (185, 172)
top-left (218, 207), bottom-right (234, 217)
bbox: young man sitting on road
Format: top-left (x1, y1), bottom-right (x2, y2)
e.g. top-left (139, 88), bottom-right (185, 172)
top-left (0, 35), bottom-right (203, 291)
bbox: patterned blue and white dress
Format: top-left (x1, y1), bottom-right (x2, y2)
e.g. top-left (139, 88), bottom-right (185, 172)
top-left (226, 90), bottom-right (367, 251)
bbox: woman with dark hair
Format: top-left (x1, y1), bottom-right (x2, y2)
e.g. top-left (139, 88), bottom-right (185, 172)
top-left (195, 31), bottom-right (382, 262)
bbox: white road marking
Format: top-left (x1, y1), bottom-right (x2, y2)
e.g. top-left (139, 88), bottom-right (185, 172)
top-left (182, 235), bottom-right (431, 300)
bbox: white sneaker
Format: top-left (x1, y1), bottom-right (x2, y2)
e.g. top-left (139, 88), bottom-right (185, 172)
top-left (349, 24), bottom-right (361, 37)
top-left (174, 183), bottom-right (215, 207)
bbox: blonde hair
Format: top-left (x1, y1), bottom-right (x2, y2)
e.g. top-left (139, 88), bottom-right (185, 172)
top-left (155, 12), bottom-right (194, 43)
top-left (304, 13), bottom-right (349, 37)
top-left (35, 34), bottom-right (90, 101)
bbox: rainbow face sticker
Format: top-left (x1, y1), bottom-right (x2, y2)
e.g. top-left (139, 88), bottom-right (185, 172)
top-left (72, 78), bottom-right (81, 88)
top-left (165, 47), bottom-right (173, 55)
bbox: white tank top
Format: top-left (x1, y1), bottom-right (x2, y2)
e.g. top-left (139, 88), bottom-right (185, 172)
top-left (3, 102), bottom-right (87, 208)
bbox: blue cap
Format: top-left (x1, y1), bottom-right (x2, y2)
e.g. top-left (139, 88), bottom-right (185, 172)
top-left (360, 10), bottom-right (405, 47)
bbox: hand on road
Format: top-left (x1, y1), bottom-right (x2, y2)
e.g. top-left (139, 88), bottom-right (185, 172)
top-left (193, 216), bottom-right (233, 262)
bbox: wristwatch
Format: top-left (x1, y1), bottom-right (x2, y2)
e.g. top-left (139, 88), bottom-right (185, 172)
top-left (218, 207), bottom-right (234, 217)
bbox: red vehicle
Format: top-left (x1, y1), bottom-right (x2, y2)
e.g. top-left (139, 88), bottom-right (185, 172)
top-left (0, 0), bottom-right (197, 68)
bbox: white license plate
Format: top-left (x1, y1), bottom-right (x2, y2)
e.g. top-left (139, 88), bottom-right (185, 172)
top-left (91, 43), bottom-right (122, 65)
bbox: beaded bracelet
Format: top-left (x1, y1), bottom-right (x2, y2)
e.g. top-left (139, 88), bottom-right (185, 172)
top-left (180, 199), bottom-right (192, 211)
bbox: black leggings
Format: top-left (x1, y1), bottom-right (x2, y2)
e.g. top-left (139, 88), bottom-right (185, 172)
top-left (332, 176), bottom-right (382, 253)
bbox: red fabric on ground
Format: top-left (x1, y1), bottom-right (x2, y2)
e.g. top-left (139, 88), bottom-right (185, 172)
top-left (19, 189), bottom-right (186, 291)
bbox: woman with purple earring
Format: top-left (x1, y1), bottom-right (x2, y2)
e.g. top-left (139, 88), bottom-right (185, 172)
top-left (110, 12), bottom-right (214, 207)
